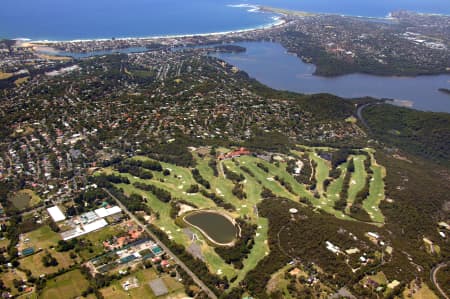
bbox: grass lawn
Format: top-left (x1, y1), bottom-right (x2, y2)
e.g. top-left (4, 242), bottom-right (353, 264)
top-left (222, 158), bottom-right (263, 215)
top-left (288, 150), bottom-right (349, 220)
top-left (200, 244), bottom-right (236, 278)
top-left (232, 156), bottom-right (294, 200)
top-left (161, 276), bottom-right (184, 294)
top-left (20, 250), bottom-right (77, 276)
top-left (362, 156), bottom-right (386, 223)
top-left (101, 281), bottom-right (129, 299)
top-left (310, 152), bottom-right (330, 195)
top-left (346, 155), bottom-right (367, 209)
top-left (260, 159), bottom-right (314, 201)
top-left (101, 269), bottom-right (184, 299)
top-left (365, 271), bottom-right (388, 285)
top-left (113, 157), bottom-right (215, 209)
top-left (196, 156), bottom-right (243, 213)
top-left (266, 265), bottom-right (294, 298)
top-left (24, 225), bottom-right (60, 249)
top-left (40, 269), bottom-right (89, 299)
top-left (345, 116), bottom-right (358, 124)
top-left (325, 162), bottom-right (347, 207)
top-left (9, 189), bottom-right (41, 210)
top-left (291, 149), bottom-right (352, 220)
top-left (230, 217), bottom-right (269, 288)
top-left (16, 292), bottom-right (38, 299)
top-left (321, 162), bottom-right (354, 220)
top-left (402, 282), bottom-right (438, 299)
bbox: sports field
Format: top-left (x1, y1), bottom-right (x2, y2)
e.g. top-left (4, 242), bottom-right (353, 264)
top-left (40, 270), bottom-right (89, 299)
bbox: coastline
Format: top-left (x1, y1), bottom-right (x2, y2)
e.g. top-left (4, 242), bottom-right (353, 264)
top-left (9, 2), bottom-right (450, 45)
top-left (22, 6), bottom-right (285, 45)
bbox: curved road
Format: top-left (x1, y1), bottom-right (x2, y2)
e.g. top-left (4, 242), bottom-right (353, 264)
top-left (355, 102), bottom-right (382, 130)
top-left (103, 188), bottom-right (218, 299)
top-left (431, 262), bottom-right (449, 299)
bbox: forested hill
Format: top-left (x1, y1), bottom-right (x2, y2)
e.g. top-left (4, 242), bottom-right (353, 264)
top-left (363, 104), bottom-right (450, 167)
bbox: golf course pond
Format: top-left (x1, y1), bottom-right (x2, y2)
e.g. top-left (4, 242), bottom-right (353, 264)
top-left (184, 211), bottom-right (239, 246)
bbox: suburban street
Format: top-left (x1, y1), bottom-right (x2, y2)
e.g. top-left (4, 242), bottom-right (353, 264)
top-left (103, 188), bottom-right (218, 299)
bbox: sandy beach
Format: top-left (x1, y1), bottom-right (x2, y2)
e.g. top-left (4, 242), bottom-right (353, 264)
top-left (25, 16), bottom-right (286, 46)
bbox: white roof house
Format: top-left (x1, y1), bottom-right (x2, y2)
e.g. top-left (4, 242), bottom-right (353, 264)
top-left (83, 218), bottom-right (108, 233)
top-left (94, 206), bottom-right (122, 218)
top-left (325, 241), bottom-right (340, 254)
top-left (367, 232), bottom-right (380, 239)
top-left (61, 218), bottom-right (108, 240)
top-left (47, 206), bottom-right (66, 222)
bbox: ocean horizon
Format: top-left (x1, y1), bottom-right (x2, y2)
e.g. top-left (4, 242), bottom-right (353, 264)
top-left (1, 0), bottom-right (449, 41)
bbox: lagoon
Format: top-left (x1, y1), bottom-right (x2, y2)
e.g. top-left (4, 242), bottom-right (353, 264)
top-left (213, 42), bottom-right (450, 113)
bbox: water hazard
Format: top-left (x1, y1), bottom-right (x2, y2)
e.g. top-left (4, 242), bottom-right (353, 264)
top-left (184, 211), bottom-right (237, 245)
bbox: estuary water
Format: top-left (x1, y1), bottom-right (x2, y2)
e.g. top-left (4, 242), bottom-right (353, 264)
top-left (1, 0), bottom-right (449, 41)
top-left (214, 42), bottom-right (450, 113)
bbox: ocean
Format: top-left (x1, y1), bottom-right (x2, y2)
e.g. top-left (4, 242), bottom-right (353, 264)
top-left (0, 0), bottom-right (449, 41)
